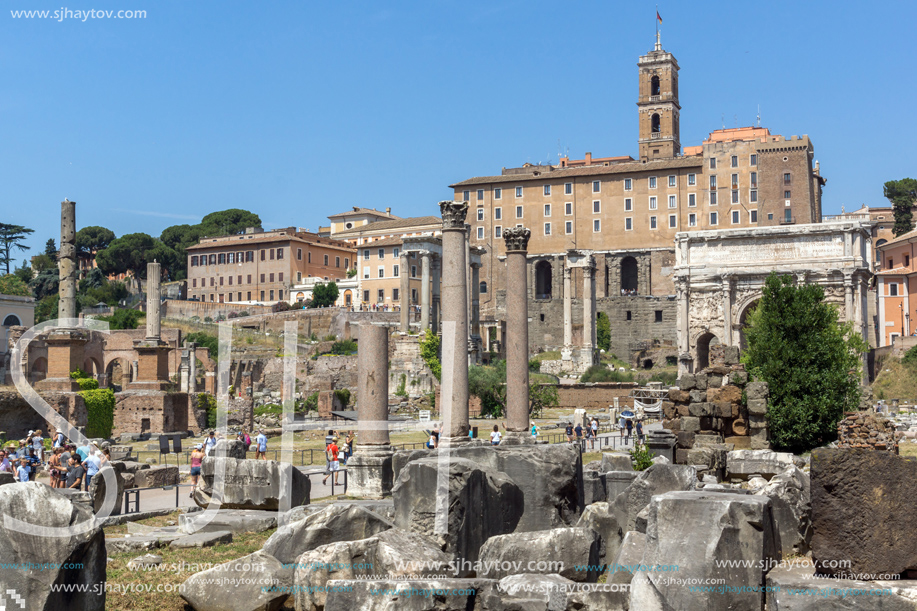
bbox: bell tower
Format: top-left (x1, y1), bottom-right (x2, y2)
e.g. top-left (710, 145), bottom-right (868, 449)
top-left (637, 33), bottom-right (681, 160)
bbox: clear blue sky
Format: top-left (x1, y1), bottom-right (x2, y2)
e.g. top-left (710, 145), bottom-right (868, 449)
top-left (3, 0), bottom-right (915, 259)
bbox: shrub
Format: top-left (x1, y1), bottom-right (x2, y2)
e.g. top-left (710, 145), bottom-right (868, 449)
top-left (255, 403), bottom-right (283, 416)
top-left (419, 329), bottom-right (441, 380)
top-left (334, 388), bottom-right (351, 407)
top-left (300, 392), bottom-right (319, 412)
top-left (203, 316), bottom-right (213, 323)
top-left (902, 345), bottom-right (917, 367)
top-left (197, 393), bottom-right (217, 428)
top-left (395, 374), bottom-right (407, 397)
top-left (228, 311), bottom-right (239, 319)
top-left (77, 377), bottom-right (99, 391)
top-left (648, 371), bottom-right (678, 386)
top-left (69, 369), bottom-right (89, 380)
top-left (528, 358), bottom-right (541, 372)
top-left (186, 331), bottom-right (219, 362)
top-left (239, 311), bottom-right (250, 317)
top-left (0, 274), bottom-right (30, 297)
top-left (629, 444), bottom-right (655, 471)
top-left (272, 301), bottom-right (292, 313)
top-left (580, 365), bottom-right (634, 383)
top-left (323, 334), bottom-right (338, 342)
top-left (97, 308), bottom-right (143, 330)
top-left (330, 339), bottom-right (358, 355)
top-left (596, 311), bottom-right (611, 352)
top-left (81, 389), bottom-right (115, 438)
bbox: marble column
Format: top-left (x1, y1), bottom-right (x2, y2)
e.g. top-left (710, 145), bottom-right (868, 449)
top-left (582, 259), bottom-right (596, 357)
top-left (431, 256), bottom-right (441, 333)
top-left (399, 252), bottom-right (410, 332)
top-left (676, 278), bottom-right (692, 376)
top-left (844, 273), bottom-right (854, 323)
top-left (470, 262), bottom-right (481, 340)
top-left (146, 261), bottom-right (162, 339)
top-left (440, 201), bottom-right (470, 442)
top-left (348, 322), bottom-right (393, 498)
top-left (503, 227), bottom-right (533, 443)
top-left (721, 275), bottom-right (733, 346)
top-left (420, 251), bottom-right (431, 332)
top-left (561, 266), bottom-right (573, 361)
top-left (465, 225), bottom-right (472, 337)
top-left (131, 261), bottom-right (170, 390)
top-left (58, 199), bottom-right (77, 321)
top-left (188, 342), bottom-right (197, 393)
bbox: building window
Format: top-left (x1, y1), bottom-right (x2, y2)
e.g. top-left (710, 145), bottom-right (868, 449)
top-left (363, 249), bottom-right (370, 260)
top-left (393, 264), bottom-right (400, 277)
top-left (494, 207), bottom-right (502, 220)
top-left (515, 186), bottom-right (523, 198)
top-left (269, 249), bottom-right (274, 260)
top-left (562, 202), bottom-right (570, 216)
top-left (709, 175), bottom-right (717, 189)
top-left (668, 195), bottom-right (676, 208)
top-left (517, 205), bottom-right (524, 218)
top-left (650, 216), bottom-right (657, 230)
top-left (732, 210), bottom-right (740, 224)
top-left (543, 204), bottom-right (551, 217)
top-left (477, 208), bottom-right (484, 221)
top-left (259, 291), bottom-right (264, 301)
top-left (209, 254), bottom-right (216, 265)
top-left (593, 219), bottom-right (601, 232)
top-left (278, 290), bottom-right (283, 300)
top-left (709, 158), bottom-right (717, 169)
top-left (378, 289), bottom-right (385, 302)
top-left (218, 253), bottom-right (225, 264)
top-left (710, 212), bottom-right (718, 225)
top-left (494, 187), bottom-right (502, 199)
top-left (655, 310), bottom-right (663, 323)
top-left (649, 176), bottom-right (657, 189)
top-left (277, 248), bottom-right (283, 259)
top-left (669, 214), bottom-right (676, 228)
top-left (344, 258), bottom-right (349, 269)
top-left (750, 154), bottom-right (757, 166)
top-left (732, 190), bottom-right (739, 204)
top-left (625, 217), bottom-right (633, 231)
top-left (625, 198), bottom-right (633, 211)
top-left (247, 274), bottom-right (252, 283)
top-left (784, 173), bottom-right (792, 185)
top-left (626, 311), bottom-right (632, 321)
top-left (269, 290), bottom-right (274, 300)
top-left (668, 175), bottom-right (676, 187)
top-left (477, 227), bottom-right (484, 239)
top-left (334, 256), bottom-right (339, 268)
top-left (308, 252), bottom-right (312, 263)
top-left (192, 279), bottom-right (197, 287)
top-left (731, 155), bottom-right (738, 168)
top-left (363, 267), bottom-right (369, 279)
top-left (784, 209), bottom-right (793, 223)
top-left (411, 265), bottom-right (417, 278)
top-left (689, 213), bottom-right (697, 227)
top-left (688, 173), bottom-right (696, 186)
top-left (378, 266), bottom-right (384, 278)
top-left (750, 210), bottom-right (758, 223)
top-left (296, 271), bottom-right (302, 282)
top-left (480, 281), bottom-right (487, 294)
top-left (710, 192), bottom-right (718, 205)
top-left (228, 276), bottom-right (233, 285)
top-left (565, 183), bottom-right (573, 195)
top-left (495, 226), bottom-right (502, 238)
top-left (544, 223), bottom-right (551, 236)
top-left (890, 283), bottom-right (898, 296)
top-left (259, 273), bottom-right (265, 282)
top-left (323, 254), bottom-right (329, 265)
top-left (461, 190), bottom-right (469, 202)
top-left (191, 256), bottom-right (198, 266)
top-left (624, 178), bottom-right (633, 191)
top-left (376, 248), bottom-right (384, 260)
top-left (269, 273), bottom-right (274, 282)
top-left (688, 193), bottom-right (696, 207)
top-left (593, 200), bottom-right (601, 213)
top-left (750, 190), bottom-right (758, 203)
top-left (543, 184), bottom-right (551, 196)
top-left (477, 189), bottom-right (484, 200)
top-left (592, 180), bottom-right (600, 193)
top-left (649, 196), bottom-right (657, 210)
top-left (246, 251), bottom-right (254, 262)
top-left (565, 221), bottom-right (573, 234)
top-left (750, 172), bottom-right (757, 188)
top-left (393, 288), bottom-right (399, 301)
top-left (731, 173), bottom-right (739, 189)
top-left (785, 191), bottom-right (791, 199)
top-left (393, 247), bottom-right (400, 258)
top-left (363, 290), bottom-right (369, 302)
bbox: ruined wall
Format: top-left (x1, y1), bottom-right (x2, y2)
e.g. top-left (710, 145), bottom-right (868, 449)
top-left (837, 411), bottom-right (902, 452)
top-left (0, 390), bottom-right (86, 439)
top-left (554, 383), bottom-right (640, 412)
top-left (113, 392), bottom-right (189, 436)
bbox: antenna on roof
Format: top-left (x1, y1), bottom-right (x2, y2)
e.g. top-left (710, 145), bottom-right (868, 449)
top-left (756, 105), bottom-right (761, 127)
top-left (721, 114), bottom-right (725, 129)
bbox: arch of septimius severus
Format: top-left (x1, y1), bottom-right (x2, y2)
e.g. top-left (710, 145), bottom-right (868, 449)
top-left (674, 220), bottom-right (873, 375)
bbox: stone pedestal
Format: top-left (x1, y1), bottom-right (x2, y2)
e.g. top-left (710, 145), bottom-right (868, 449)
top-left (646, 429), bottom-right (677, 461)
top-left (347, 446), bottom-right (394, 499)
top-left (350, 322), bottom-right (394, 498)
top-left (36, 330), bottom-right (88, 391)
top-left (129, 340), bottom-right (171, 391)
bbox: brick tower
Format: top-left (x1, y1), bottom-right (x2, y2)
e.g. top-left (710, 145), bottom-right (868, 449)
top-left (637, 33), bottom-right (681, 160)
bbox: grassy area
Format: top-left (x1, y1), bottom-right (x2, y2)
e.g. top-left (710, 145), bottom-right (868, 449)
top-left (161, 319), bottom-right (285, 352)
top-left (600, 353), bottom-right (631, 369)
top-left (872, 357), bottom-right (917, 402)
top-left (900, 443), bottom-right (917, 458)
top-left (104, 510), bottom-right (277, 611)
top-left (531, 351), bottom-right (561, 362)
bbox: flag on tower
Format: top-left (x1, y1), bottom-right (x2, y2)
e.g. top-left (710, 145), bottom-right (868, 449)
top-left (657, 11), bottom-right (662, 23)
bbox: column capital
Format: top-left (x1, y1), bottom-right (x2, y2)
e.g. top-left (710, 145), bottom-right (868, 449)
top-left (502, 226), bottom-right (531, 253)
top-left (439, 200), bottom-right (469, 230)
top-left (563, 266), bottom-right (572, 279)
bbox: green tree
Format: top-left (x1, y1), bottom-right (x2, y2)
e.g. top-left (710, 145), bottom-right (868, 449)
top-left (95, 233), bottom-right (178, 290)
top-left (96, 308), bottom-right (143, 330)
top-left (468, 360), bottom-right (559, 418)
top-left (596, 311), bottom-right (611, 352)
top-left (884, 178), bottom-right (917, 237)
top-left (30, 253), bottom-right (54, 273)
top-left (310, 282), bottom-right (339, 308)
top-left (12, 260), bottom-right (32, 284)
top-left (186, 331), bottom-right (220, 362)
top-left (74, 226), bottom-right (115, 259)
top-left (34, 294), bottom-right (59, 323)
top-left (419, 328), bottom-right (441, 380)
top-left (742, 273), bottom-right (867, 453)
top-left (44, 238), bottom-right (57, 258)
top-left (29, 269), bottom-right (59, 300)
top-left (0, 223), bottom-right (34, 275)
top-left (0, 274), bottom-right (30, 297)
top-left (161, 209), bottom-right (261, 281)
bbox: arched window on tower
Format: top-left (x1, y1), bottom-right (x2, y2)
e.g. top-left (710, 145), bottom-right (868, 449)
top-left (651, 114), bottom-right (661, 133)
top-left (621, 257), bottom-right (638, 295)
top-left (650, 75), bottom-right (660, 96)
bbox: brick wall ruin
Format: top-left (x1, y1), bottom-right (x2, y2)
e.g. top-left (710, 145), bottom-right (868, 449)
top-left (837, 411), bottom-right (902, 452)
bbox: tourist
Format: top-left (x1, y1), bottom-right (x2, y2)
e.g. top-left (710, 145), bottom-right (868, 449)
top-left (83, 448), bottom-right (101, 490)
top-left (204, 431), bottom-right (218, 456)
top-left (564, 423), bottom-right (574, 443)
top-left (490, 425), bottom-right (502, 446)
top-left (65, 456), bottom-right (84, 489)
top-left (344, 431), bottom-right (355, 461)
top-left (75, 442), bottom-right (91, 464)
top-left (0, 452), bottom-right (11, 475)
top-left (618, 416), bottom-right (626, 438)
top-left (16, 459), bottom-right (29, 483)
top-left (625, 419), bottom-right (634, 443)
top-left (60, 445), bottom-right (72, 471)
top-left (636, 419), bottom-right (645, 444)
top-left (431, 425), bottom-right (439, 448)
top-left (574, 421), bottom-right (583, 445)
top-left (584, 418), bottom-right (594, 449)
top-left (590, 418), bottom-right (599, 448)
top-left (49, 448), bottom-right (63, 488)
top-left (32, 429), bottom-right (44, 463)
top-left (255, 430), bottom-right (268, 460)
top-left (26, 448), bottom-right (40, 481)
top-left (53, 429), bottom-right (65, 449)
top-left (16, 440), bottom-right (27, 459)
top-left (530, 421), bottom-right (538, 439)
top-left (100, 448), bottom-right (111, 466)
top-left (427, 430), bottom-right (437, 449)
top-left (189, 444), bottom-right (205, 498)
top-left (323, 437), bottom-right (340, 486)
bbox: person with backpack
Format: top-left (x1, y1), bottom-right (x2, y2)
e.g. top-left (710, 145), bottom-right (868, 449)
top-left (625, 419), bottom-right (634, 443)
top-left (565, 423), bottom-right (574, 443)
top-left (255, 430), bottom-right (268, 460)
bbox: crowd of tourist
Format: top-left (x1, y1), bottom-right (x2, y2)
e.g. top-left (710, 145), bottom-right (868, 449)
top-left (0, 428), bottom-right (114, 491)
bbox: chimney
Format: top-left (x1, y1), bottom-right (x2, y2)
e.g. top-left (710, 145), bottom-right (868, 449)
top-left (386, 207), bottom-right (391, 215)
top-left (585, 152), bottom-right (592, 165)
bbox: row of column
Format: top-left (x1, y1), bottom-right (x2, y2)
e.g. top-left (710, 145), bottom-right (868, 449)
top-left (399, 250), bottom-right (449, 335)
top-left (561, 255), bottom-right (597, 365)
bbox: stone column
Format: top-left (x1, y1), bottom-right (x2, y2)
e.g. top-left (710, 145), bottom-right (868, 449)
top-left (844, 273), bottom-right (854, 323)
top-left (582, 258), bottom-right (596, 355)
top-left (179, 350), bottom-right (190, 392)
top-left (440, 201), bottom-right (470, 442)
top-left (561, 266), bottom-right (573, 361)
top-left (420, 251), bottom-right (431, 332)
top-left (146, 261), bottom-right (162, 339)
top-left (400, 252), bottom-right (410, 332)
top-left (721, 275), bottom-right (733, 346)
top-left (503, 227), bottom-right (533, 443)
top-left (348, 323), bottom-right (393, 498)
top-left (188, 343), bottom-right (197, 393)
top-left (58, 199), bottom-right (77, 322)
top-left (470, 262), bottom-right (481, 340)
top-left (465, 225), bottom-right (472, 337)
top-left (431, 256), bottom-right (441, 333)
top-left (675, 278), bottom-right (692, 376)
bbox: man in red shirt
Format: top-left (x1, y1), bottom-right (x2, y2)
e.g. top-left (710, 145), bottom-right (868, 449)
top-left (323, 437), bottom-right (340, 486)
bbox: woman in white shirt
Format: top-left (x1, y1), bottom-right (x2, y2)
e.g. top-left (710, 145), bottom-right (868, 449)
top-left (490, 425), bottom-right (502, 446)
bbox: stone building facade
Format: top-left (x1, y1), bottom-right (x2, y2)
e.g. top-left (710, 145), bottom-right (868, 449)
top-left (449, 38), bottom-right (826, 364)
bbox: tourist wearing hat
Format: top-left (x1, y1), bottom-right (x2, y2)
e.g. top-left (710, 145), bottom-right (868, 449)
top-left (255, 430), bottom-right (268, 460)
top-left (204, 431), bottom-right (218, 457)
top-left (189, 444), bottom-right (205, 497)
top-left (53, 430), bottom-right (65, 449)
top-left (530, 421), bottom-right (538, 439)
